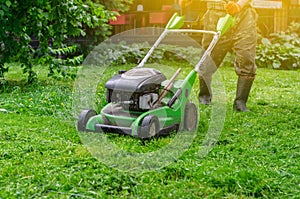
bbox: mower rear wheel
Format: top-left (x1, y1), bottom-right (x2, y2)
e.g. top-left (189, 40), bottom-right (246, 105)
top-left (77, 109), bottom-right (97, 131)
top-left (184, 102), bottom-right (198, 131)
top-left (140, 115), bottom-right (160, 138)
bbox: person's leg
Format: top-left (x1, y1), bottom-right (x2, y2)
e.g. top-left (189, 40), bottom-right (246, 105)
top-left (199, 9), bottom-right (232, 105)
top-left (233, 76), bottom-right (255, 111)
top-left (232, 7), bottom-right (258, 111)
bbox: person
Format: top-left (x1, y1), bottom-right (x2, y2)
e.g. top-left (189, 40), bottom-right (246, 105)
top-left (181, 0), bottom-right (258, 112)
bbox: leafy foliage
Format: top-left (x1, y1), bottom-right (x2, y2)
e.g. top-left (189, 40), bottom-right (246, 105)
top-left (86, 29), bottom-right (300, 71)
top-left (85, 41), bottom-right (200, 67)
top-left (97, 0), bottom-right (134, 12)
top-left (39, 45), bottom-right (83, 80)
top-left (0, 0), bottom-right (132, 82)
top-left (256, 22), bottom-right (300, 70)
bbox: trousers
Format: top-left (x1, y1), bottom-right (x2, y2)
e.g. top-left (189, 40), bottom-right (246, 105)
top-left (199, 6), bottom-right (258, 78)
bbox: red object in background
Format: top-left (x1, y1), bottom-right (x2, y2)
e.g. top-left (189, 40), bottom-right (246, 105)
top-left (161, 5), bottom-right (173, 11)
top-left (110, 14), bottom-right (127, 25)
top-left (149, 11), bottom-right (173, 24)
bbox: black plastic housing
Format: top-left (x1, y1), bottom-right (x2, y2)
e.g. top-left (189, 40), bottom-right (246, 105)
top-left (105, 67), bottom-right (166, 111)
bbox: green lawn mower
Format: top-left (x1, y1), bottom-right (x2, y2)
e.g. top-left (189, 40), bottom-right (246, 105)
top-left (77, 13), bottom-right (235, 139)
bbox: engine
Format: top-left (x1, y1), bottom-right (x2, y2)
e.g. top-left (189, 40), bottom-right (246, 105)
top-left (105, 67), bottom-right (166, 111)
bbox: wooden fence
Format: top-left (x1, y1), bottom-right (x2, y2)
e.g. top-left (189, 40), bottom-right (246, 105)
top-left (110, 0), bottom-right (300, 36)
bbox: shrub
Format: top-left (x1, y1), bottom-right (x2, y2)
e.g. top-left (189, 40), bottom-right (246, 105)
top-left (0, 0), bottom-right (132, 83)
top-left (256, 22), bottom-right (300, 70)
top-left (84, 41), bottom-right (202, 67)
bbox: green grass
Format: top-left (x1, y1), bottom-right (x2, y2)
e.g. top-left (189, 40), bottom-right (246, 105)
top-left (0, 63), bottom-right (299, 198)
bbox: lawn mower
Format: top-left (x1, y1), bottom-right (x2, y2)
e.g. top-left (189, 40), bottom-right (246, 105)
top-left (77, 13), bottom-right (235, 139)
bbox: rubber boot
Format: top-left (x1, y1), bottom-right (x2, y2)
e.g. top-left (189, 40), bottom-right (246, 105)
top-left (233, 76), bottom-right (255, 112)
top-left (198, 76), bottom-right (212, 105)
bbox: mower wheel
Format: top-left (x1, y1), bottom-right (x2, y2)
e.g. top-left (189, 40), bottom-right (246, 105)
top-left (184, 102), bottom-right (198, 131)
top-left (140, 115), bottom-right (160, 138)
top-left (77, 109), bottom-right (97, 131)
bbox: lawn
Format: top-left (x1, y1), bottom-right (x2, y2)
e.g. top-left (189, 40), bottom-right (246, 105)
top-left (0, 63), bottom-right (299, 198)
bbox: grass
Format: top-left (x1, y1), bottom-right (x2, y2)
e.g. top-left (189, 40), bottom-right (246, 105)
top-left (0, 63), bottom-right (299, 198)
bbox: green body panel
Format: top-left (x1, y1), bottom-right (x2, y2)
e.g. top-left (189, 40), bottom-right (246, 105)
top-left (130, 105), bottom-right (181, 136)
top-left (101, 104), bottom-right (136, 127)
top-left (86, 115), bottom-right (103, 131)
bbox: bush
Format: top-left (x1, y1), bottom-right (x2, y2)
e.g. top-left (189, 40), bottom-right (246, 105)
top-left (256, 22), bottom-right (300, 70)
top-left (84, 41), bottom-right (202, 67)
top-left (86, 22), bottom-right (300, 71)
top-left (0, 0), bottom-right (132, 83)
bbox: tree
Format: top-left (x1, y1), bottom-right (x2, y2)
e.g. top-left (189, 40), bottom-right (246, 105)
top-left (97, 0), bottom-right (133, 12)
top-left (0, 0), bottom-right (132, 82)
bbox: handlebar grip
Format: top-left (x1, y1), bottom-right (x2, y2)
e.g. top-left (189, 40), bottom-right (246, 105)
top-left (216, 14), bottom-right (236, 35)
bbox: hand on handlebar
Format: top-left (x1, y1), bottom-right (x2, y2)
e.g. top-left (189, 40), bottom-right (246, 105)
top-left (225, 1), bottom-right (241, 15)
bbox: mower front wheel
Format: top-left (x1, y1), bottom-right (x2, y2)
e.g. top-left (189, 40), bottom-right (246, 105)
top-left (77, 109), bottom-right (97, 131)
top-left (184, 102), bottom-right (198, 131)
top-left (140, 115), bottom-right (160, 138)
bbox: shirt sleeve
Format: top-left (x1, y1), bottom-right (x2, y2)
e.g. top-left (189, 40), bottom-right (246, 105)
top-left (237, 0), bottom-right (251, 8)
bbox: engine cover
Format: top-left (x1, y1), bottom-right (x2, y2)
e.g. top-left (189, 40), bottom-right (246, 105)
top-left (105, 67), bottom-right (166, 111)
